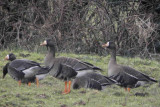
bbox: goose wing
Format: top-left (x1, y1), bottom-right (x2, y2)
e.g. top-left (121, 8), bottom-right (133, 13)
top-left (122, 66), bottom-right (157, 82)
top-left (35, 66), bottom-right (53, 80)
top-left (86, 72), bottom-right (116, 85)
top-left (86, 78), bottom-right (102, 90)
top-left (8, 65), bottom-right (25, 80)
top-left (9, 59), bottom-right (40, 71)
top-left (85, 74), bottom-right (116, 90)
top-left (73, 72), bottom-right (116, 90)
top-left (110, 71), bottom-right (138, 88)
top-left (36, 66), bottom-right (51, 75)
top-left (53, 57), bottom-right (102, 71)
top-left (72, 76), bottom-right (102, 90)
top-left (81, 61), bottom-right (102, 71)
top-left (22, 66), bottom-right (42, 78)
top-left (54, 64), bottom-right (77, 80)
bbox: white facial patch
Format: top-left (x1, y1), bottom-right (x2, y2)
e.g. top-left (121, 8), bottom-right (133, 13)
top-left (44, 40), bottom-right (47, 45)
top-left (106, 42), bottom-right (109, 47)
top-left (6, 55), bottom-right (9, 60)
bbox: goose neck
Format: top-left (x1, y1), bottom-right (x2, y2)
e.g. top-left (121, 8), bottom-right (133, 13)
top-left (109, 49), bottom-right (117, 64)
top-left (11, 58), bottom-right (16, 61)
top-left (44, 46), bottom-right (55, 67)
top-left (49, 46), bottom-right (55, 57)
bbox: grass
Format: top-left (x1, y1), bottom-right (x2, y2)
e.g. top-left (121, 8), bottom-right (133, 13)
top-left (0, 50), bottom-right (160, 107)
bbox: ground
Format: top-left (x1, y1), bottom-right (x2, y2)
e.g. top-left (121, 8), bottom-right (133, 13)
top-left (0, 50), bottom-right (160, 107)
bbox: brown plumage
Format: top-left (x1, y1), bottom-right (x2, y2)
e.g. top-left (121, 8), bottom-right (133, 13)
top-left (40, 39), bottom-right (102, 94)
top-left (102, 41), bottom-right (157, 91)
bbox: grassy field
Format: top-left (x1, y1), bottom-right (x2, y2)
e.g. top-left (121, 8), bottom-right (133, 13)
top-left (0, 50), bottom-right (160, 107)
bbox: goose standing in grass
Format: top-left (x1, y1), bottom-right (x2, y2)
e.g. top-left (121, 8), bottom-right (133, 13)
top-left (55, 64), bottom-right (77, 93)
top-left (40, 39), bottom-right (103, 94)
top-left (102, 41), bottom-right (157, 92)
top-left (3, 53), bottom-right (51, 86)
top-left (72, 70), bottom-right (117, 90)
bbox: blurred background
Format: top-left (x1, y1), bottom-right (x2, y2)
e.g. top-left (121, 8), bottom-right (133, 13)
top-left (0, 0), bottom-right (160, 58)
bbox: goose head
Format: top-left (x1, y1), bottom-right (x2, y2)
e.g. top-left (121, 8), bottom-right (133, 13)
top-left (5, 53), bottom-right (16, 61)
top-left (3, 53), bottom-right (16, 78)
top-left (40, 39), bottom-right (55, 47)
top-left (102, 41), bottom-right (116, 50)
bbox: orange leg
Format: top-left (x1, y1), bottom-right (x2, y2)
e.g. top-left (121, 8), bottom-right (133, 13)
top-left (62, 81), bottom-right (68, 94)
top-left (127, 88), bottom-right (131, 92)
top-left (36, 78), bottom-right (39, 87)
top-left (28, 82), bottom-right (31, 86)
top-left (67, 81), bottom-right (72, 93)
top-left (18, 80), bottom-right (21, 86)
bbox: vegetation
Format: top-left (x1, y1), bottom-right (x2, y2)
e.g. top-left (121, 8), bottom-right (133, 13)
top-left (0, 50), bottom-right (160, 107)
top-left (1, 0), bottom-right (160, 57)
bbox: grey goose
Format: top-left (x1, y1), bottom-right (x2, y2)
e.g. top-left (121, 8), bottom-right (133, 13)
top-left (40, 39), bottom-right (102, 94)
top-left (102, 41), bottom-right (157, 92)
top-left (3, 53), bottom-right (50, 86)
top-left (56, 63), bottom-right (77, 93)
top-left (72, 70), bottom-right (117, 90)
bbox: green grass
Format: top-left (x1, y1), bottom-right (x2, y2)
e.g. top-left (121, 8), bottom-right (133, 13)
top-left (0, 50), bottom-right (160, 107)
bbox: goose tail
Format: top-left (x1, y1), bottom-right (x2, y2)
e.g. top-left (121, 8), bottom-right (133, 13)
top-left (149, 77), bottom-right (158, 83)
top-left (140, 72), bottom-right (158, 83)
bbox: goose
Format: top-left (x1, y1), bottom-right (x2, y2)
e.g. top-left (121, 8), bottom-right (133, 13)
top-left (56, 64), bottom-right (116, 91)
top-left (55, 64), bottom-right (77, 93)
top-left (102, 41), bottom-right (157, 92)
top-left (72, 70), bottom-right (117, 90)
top-left (3, 53), bottom-right (17, 78)
top-left (40, 39), bottom-right (102, 94)
top-left (3, 53), bottom-right (51, 86)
